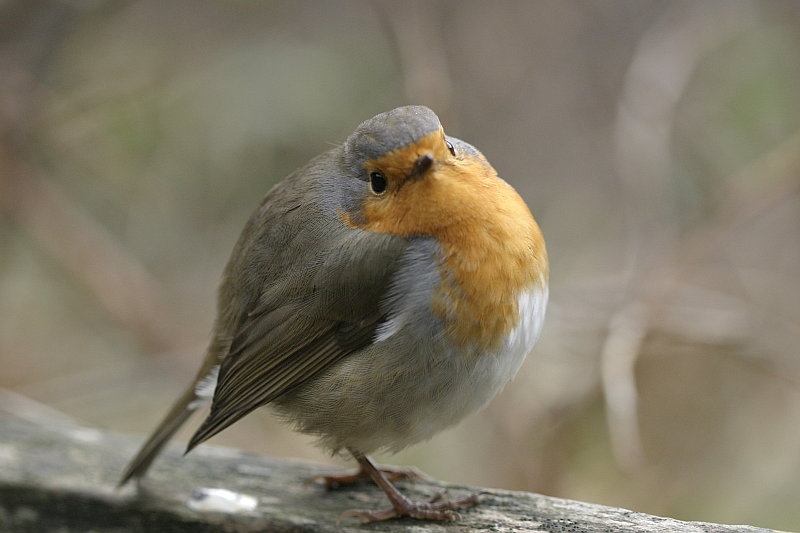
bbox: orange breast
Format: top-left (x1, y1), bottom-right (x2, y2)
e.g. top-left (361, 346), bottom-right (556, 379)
top-left (344, 130), bottom-right (548, 351)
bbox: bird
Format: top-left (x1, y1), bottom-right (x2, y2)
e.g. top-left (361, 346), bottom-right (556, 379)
top-left (118, 105), bottom-right (548, 522)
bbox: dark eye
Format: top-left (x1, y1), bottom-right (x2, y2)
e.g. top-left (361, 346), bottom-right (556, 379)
top-left (446, 140), bottom-right (456, 156)
top-left (369, 171), bottom-right (387, 195)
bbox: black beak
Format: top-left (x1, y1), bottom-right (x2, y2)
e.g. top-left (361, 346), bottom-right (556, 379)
top-left (409, 154), bottom-right (434, 179)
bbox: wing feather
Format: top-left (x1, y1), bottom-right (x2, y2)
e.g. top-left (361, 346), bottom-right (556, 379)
top-left (187, 309), bottom-right (383, 451)
top-left (184, 163), bottom-right (411, 452)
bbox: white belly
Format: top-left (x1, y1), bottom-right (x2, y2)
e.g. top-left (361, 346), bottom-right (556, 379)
top-left (272, 282), bottom-right (548, 455)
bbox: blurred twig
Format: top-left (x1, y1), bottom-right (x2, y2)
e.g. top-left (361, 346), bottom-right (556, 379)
top-left (2, 166), bottom-right (180, 353)
top-left (600, 302), bottom-right (647, 470)
top-left (608, 6), bottom-right (800, 469)
top-left (637, 119), bottom-right (800, 386)
top-left (607, 2), bottom-right (755, 472)
top-left (0, 0), bottom-right (184, 354)
top-left (371, 0), bottom-right (458, 130)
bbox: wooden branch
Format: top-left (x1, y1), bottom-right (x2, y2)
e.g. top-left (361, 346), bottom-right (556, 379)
top-left (0, 415), bottom-right (783, 533)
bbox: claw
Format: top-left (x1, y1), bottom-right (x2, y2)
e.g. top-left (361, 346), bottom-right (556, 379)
top-left (341, 493), bottom-right (479, 523)
top-left (337, 451), bottom-right (480, 523)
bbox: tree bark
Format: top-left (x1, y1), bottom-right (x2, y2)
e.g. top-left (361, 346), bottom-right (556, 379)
top-left (0, 415), bottom-right (785, 533)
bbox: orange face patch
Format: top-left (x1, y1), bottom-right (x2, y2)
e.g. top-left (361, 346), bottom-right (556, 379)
top-left (362, 128), bottom-right (451, 190)
top-left (343, 130), bottom-right (548, 351)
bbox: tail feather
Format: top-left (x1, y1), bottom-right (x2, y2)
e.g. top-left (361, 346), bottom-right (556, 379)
top-left (118, 386), bottom-right (203, 486)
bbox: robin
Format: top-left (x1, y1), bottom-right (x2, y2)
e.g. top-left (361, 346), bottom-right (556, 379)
top-left (119, 105), bottom-right (548, 522)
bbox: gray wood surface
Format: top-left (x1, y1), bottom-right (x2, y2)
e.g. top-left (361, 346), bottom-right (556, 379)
top-left (0, 415), bottom-right (786, 533)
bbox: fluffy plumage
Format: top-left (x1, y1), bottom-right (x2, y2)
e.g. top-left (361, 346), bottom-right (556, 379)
top-left (119, 106), bottom-right (548, 523)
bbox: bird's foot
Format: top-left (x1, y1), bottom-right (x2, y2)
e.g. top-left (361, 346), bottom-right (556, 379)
top-left (341, 490), bottom-right (480, 523)
top-left (307, 464), bottom-right (430, 489)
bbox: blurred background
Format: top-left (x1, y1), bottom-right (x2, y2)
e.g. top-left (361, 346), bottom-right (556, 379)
top-left (1, 0), bottom-right (799, 530)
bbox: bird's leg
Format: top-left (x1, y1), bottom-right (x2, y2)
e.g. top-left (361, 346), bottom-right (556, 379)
top-left (340, 449), bottom-right (480, 523)
top-left (307, 461), bottom-right (429, 489)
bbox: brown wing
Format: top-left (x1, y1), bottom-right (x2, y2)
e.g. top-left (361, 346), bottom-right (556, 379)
top-left (186, 305), bottom-right (382, 451)
top-left (184, 174), bottom-right (409, 451)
